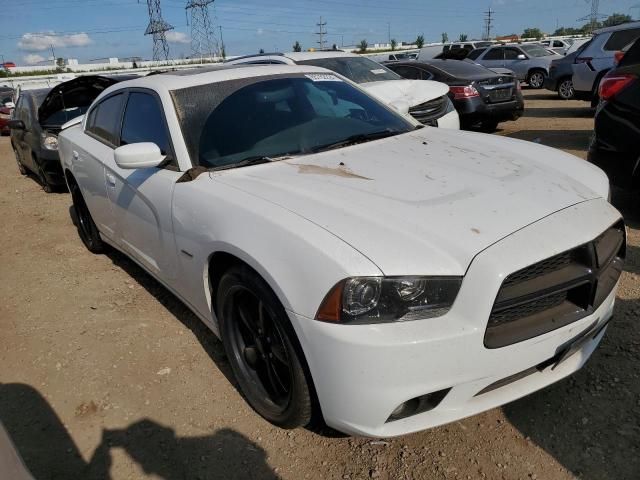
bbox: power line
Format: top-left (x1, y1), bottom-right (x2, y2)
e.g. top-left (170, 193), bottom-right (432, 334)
top-left (578, 0), bottom-right (606, 34)
top-left (316, 16), bottom-right (327, 50)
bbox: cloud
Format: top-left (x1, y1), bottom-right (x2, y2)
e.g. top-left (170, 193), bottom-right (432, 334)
top-left (18, 32), bottom-right (93, 52)
top-left (166, 31), bottom-right (190, 44)
top-left (23, 54), bottom-right (47, 64)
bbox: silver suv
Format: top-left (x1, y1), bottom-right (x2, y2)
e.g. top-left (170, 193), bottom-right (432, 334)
top-left (572, 21), bottom-right (640, 103)
top-left (467, 44), bottom-right (556, 88)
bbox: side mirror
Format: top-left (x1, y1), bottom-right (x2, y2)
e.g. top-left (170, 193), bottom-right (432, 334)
top-left (7, 119), bottom-right (25, 130)
top-left (517, 54), bottom-right (527, 60)
top-left (114, 143), bottom-right (165, 170)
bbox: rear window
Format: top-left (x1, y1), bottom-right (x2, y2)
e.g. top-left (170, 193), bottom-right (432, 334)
top-left (430, 60), bottom-right (491, 76)
top-left (296, 57), bottom-right (400, 83)
top-left (467, 48), bottom-right (486, 60)
top-left (604, 28), bottom-right (640, 51)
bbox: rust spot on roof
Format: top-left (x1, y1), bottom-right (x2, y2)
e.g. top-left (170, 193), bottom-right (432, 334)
top-left (293, 163), bottom-right (372, 180)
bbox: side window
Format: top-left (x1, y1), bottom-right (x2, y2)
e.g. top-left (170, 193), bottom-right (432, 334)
top-left (467, 48), bottom-right (486, 60)
top-left (483, 48), bottom-right (503, 60)
top-left (418, 69), bottom-right (434, 80)
top-left (86, 94), bottom-right (125, 146)
top-left (604, 29), bottom-right (640, 51)
top-left (554, 40), bottom-right (564, 48)
top-left (504, 48), bottom-right (521, 60)
top-left (393, 65), bottom-right (422, 80)
top-left (120, 92), bottom-right (170, 156)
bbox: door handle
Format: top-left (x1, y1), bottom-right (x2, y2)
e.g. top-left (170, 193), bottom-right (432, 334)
top-left (106, 173), bottom-right (116, 187)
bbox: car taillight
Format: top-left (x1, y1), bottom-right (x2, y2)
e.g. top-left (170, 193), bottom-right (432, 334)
top-left (599, 73), bottom-right (637, 101)
top-left (614, 51), bottom-right (625, 65)
top-left (450, 85), bottom-right (480, 99)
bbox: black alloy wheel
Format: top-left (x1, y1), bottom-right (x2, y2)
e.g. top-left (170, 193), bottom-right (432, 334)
top-left (70, 181), bottom-right (104, 253)
top-left (217, 266), bottom-right (313, 428)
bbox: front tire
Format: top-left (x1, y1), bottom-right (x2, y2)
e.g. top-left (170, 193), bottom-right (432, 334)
top-left (35, 159), bottom-right (54, 193)
top-left (557, 78), bottom-right (575, 100)
top-left (217, 266), bottom-right (313, 429)
top-left (527, 70), bottom-right (546, 89)
top-left (70, 181), bottom-right (104, 253)
top-left (13, 147), bottom-right (27, 175)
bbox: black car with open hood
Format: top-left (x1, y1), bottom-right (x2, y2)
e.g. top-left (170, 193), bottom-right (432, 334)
top-left (9, 74), bottom-right (138, 192)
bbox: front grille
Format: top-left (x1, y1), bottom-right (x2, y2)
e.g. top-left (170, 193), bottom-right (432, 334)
top-left (485, 221), bottom-right (626, 349)
top-left (409, 95), bottom-right (448, 126)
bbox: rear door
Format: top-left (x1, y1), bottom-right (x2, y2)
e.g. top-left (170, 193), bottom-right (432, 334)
top-left (479, 47), bottom-right (505, 70)
top-left (80, 92), bottom-right (126, 239)
top-left (103, 89), bottom-right (181, 279)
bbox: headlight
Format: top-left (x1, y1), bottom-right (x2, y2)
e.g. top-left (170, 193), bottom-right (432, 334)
top-left (316, 276), bottom-right (462, 324)
top-left (41, 133), bottom-right (58, 151)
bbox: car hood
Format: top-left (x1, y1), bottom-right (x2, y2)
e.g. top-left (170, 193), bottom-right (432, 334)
top-left (360, 80), bottom-right (449, 113)
top-left (211, 128), bottom-right (608, 276)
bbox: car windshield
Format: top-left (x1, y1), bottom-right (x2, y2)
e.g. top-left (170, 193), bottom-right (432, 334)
top-left (295, 57), bottom-right (401, 83)
top-left (520, 44), bottom-right (554, 57)
top-left (171, 75), bottom-right (414, 169)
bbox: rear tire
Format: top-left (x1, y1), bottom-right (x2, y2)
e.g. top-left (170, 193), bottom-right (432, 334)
top-left (527, 70), bottom-right (546, 89)
top-left (70, 181), bottom-right (104, 253)
top-left (557, 78), bottom-right (575, 100)
top-left (217, 266), bottom-right (313, 429)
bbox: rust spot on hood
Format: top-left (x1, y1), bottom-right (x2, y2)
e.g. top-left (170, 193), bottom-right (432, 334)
top-left (292, 163), bottom-right (372, 180)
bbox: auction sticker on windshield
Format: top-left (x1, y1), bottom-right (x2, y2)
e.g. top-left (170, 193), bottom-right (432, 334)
top-left (371, 69), bottom-right (387, 74)
top-left (305, 73), bottom-right (342, 82)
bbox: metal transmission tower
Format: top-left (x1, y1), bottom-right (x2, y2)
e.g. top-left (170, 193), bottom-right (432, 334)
top-left (144, 0), bottom-right (174, 61)
top-left (483, 7), bottom-right (494, 41)
top-left (578, 0), bottom-right (605, 34)
top-left (316, 17), bottom-right (327, 50)
top-left (186, 0), bottom-right (220, 59)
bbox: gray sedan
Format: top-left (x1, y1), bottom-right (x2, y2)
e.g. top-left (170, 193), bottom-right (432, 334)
top-left (467, 44), bottom-right (557, 88)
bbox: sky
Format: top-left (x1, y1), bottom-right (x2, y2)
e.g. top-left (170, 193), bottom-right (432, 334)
top-left (1, 0), bottom-right (639, 65)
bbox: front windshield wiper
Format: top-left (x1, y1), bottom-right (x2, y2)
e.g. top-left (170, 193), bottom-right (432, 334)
top-left (310, 129), bottom-right (403, 153)
top-left (209, 154), bottom-right (296, 172)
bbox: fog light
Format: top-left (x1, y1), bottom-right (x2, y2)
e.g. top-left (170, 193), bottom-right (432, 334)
top-left (386, 388), bottom-right (451, 423)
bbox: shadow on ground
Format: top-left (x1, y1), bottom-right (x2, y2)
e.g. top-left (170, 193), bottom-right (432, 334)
top-left (504, 129), bottom-right (593, 153)
top-left (523, 107), bottom-right (595, 119)
top-left (0, 383), bottom-right (278, 480)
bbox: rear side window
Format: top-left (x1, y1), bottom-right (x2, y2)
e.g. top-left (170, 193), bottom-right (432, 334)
top-left (120, 92), bottom-right (169, 155)
top-left (504, 48), bottom-right (522, 60)
top-left (483, 48), bottom-right (503, 60)
top-left (86, 94), bottom-right (124, 146)
top-left (392, 65), bottom-right (422, 80)
top-left (467, 48), bottom-right (486, 60)
top-left (620, 38), bottom-right (640, 66)
top-left (553, 40), bottom-right (564, 48)
top-left (604, 28), bottom-right (640, 51)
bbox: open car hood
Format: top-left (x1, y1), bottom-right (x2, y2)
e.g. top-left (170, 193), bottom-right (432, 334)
top-left (360, 80), bottom-right (449, 113)
top-left (38, 75), bottom-right (136, 127)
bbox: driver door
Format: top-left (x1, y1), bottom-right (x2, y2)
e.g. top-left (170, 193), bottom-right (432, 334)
top-left (103, 89), bottom-right (182, 280)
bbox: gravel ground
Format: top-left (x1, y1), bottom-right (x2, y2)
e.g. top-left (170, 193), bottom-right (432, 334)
top-left (0, 89), bottom-right (638, 480)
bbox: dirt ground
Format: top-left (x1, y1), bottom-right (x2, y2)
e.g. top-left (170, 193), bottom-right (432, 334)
top-left (1, 89), bottom-right (639, 480)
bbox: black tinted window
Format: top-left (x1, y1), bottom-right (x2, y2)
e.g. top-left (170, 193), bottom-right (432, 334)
top-left (483, 48), bottom-right (503, 60)
top-left (604, 28), bottom-right (640, 51)
top-left (620, 38), bottom-right (640, 65)
top-left (467, 48), bottom-right (486, 60)
top-left (504, 48), bottom-right (521, 60)
top-left (87, 94), bottom-right (124, 145)
top-left (392, 65), bottom-right (422, 80)
top-left (120, 92), bottom-right (169, 155)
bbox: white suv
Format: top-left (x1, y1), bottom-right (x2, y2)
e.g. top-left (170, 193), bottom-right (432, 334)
top-left (572, 21), bottom-right (640, 103)
top-left (226, 51), bottom-right (460, 129)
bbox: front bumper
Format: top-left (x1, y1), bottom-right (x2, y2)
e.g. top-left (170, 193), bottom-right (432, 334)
top-left (435, 110), bottom-right (460, 130)
top-left (544, 76), bottom-right (559, 91)
top-left (291, 199), bottom-right (621, 437)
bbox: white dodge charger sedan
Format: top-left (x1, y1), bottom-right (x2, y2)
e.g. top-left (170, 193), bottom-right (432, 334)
top-left (58, 64), bottom-right (625, 438)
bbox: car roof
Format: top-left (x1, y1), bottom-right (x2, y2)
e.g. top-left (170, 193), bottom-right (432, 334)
top-left (101, 64), bottom-right (340, 92)
top-left (283, 51), bottom-right (359, 61)
top-left (594, 21), bottom-right (640, 35)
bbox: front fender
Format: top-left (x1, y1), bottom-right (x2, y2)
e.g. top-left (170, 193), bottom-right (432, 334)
top-left (171, 175), bottom-right (382, 327)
